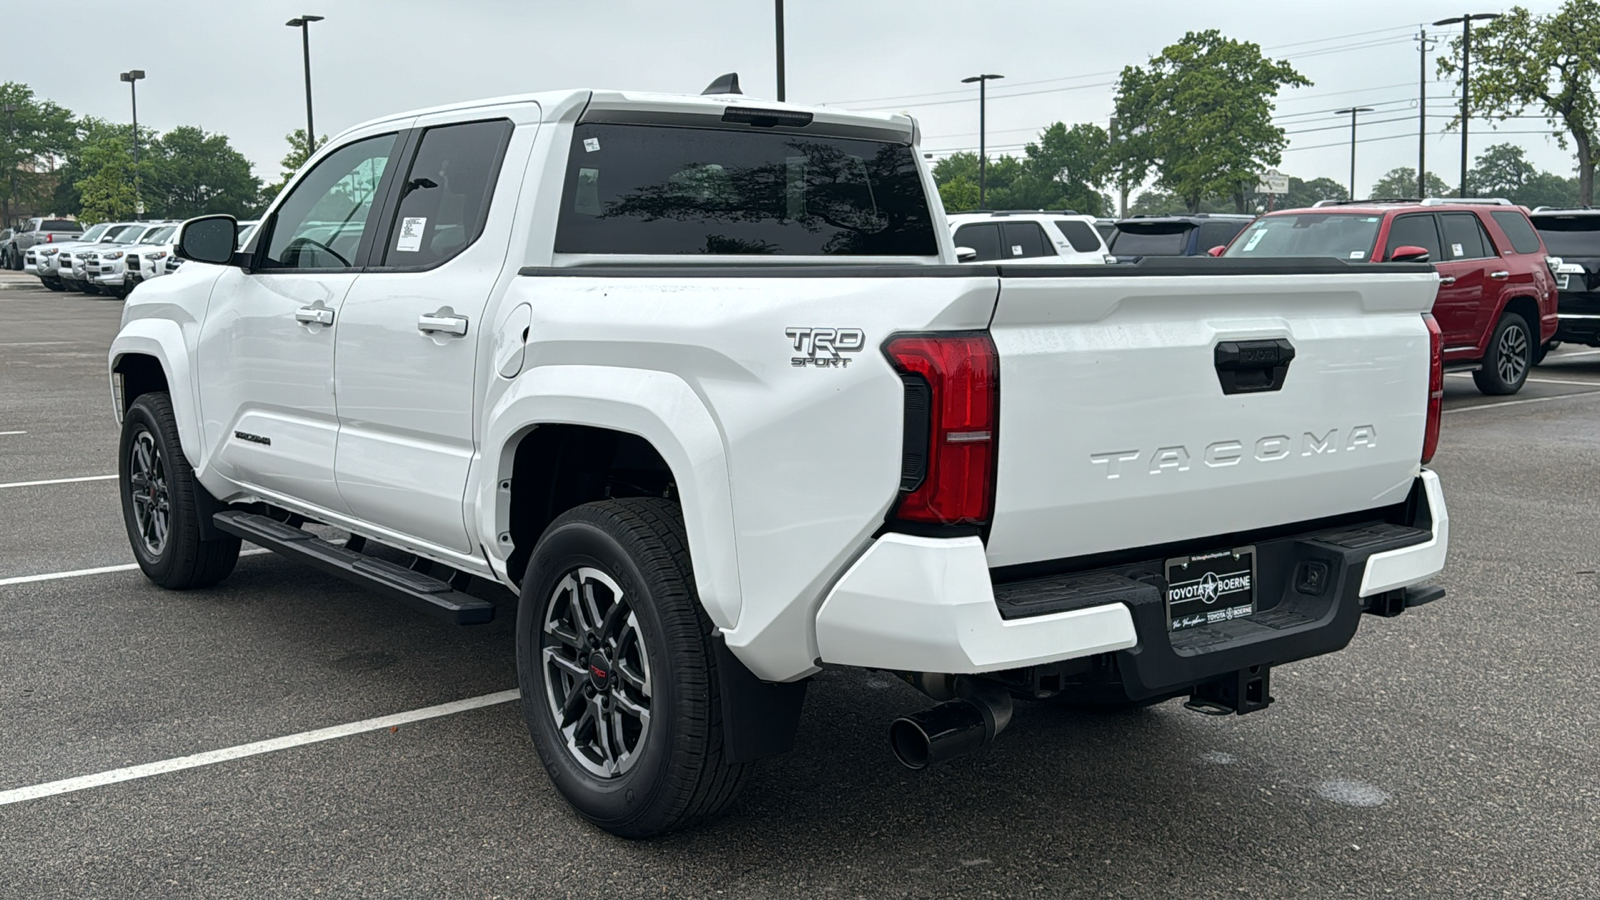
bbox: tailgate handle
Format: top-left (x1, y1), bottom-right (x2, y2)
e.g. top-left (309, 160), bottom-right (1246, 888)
top-left (1214, 339), bottom-right (1295, 395)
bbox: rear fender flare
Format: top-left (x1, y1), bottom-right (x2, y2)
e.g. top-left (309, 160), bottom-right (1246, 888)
top-left (478, 365), bottom-right (742, 631)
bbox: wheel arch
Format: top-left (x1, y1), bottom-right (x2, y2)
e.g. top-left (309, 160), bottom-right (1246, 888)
top-left (479, 365), bottom-right (743, 632)
top-left (109, 319), bottom-right (205, 471)
top-left (1501, 293), bottom-right (1542, 339)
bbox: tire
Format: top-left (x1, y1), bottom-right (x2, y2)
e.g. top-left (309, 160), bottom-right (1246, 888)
top-left (516, 498), bottom-right (750, 838)
top-left (42, 278), bottom-right (64, 292)
top-left (118, 392), bottom-right (241, 589)
top-left (1472, 312), bottom-right (1534, 395)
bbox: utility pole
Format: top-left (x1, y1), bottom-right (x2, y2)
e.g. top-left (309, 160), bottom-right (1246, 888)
top-left (1417, 28), bottom-right (1437, 198)
top-left (1335, 107), bottom-right (1375, 200)
top-left (3, 103), bottom-right (16, 228)
top-left (286, 15), bottom-right (325, 157)
top-left (1435, 13), bottom-right (1500, 198)
top-left (961, 74), bottom-right (1003, 206)
top-left (774, 0), bottom-right (785, 101)
top-left (119, 70), bottom-right (145, 215)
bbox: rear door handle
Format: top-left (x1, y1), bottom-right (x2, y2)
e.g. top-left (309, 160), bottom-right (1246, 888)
top-left (295, 306), bottom-right (334, 326)
top-left (418, 313), bottom-right (469, 336)
top-left (1489, 270), bottom-right (1510, 280)
top-left (1438, 276), bottom-right (1456, 285)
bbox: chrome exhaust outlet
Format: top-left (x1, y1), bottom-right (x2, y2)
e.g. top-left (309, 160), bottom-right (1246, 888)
top-left (888, 677), bottom-right (1013, 770)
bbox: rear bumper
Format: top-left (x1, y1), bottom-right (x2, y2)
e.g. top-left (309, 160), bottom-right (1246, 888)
top-left (1555, 312), bottom-right (1600, 346)
top-left (814, 470), bottom-right (1447, 680)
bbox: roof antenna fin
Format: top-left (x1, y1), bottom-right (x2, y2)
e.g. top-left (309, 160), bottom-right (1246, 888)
top-left (702, 73), bottom-right (742, 95)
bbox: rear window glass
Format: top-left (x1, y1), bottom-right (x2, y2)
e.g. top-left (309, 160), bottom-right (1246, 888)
top-left (1109, 224), bottom-right (1191, 256)
top-left (1490, 211), bottom-right (1542, 253)
top-left (1198, 220), bottom-right (1249, 251)
top-left (554, 123), bottom-right (938, 256)
top-left (42, 219), bottom-right (80, 231)
top-left (1056, 219), bottom-right (1102, 252)
top-left (1531, 215), bottom-right (1600, 256)
top-left (1224, 214), bottom-right (1381, 259)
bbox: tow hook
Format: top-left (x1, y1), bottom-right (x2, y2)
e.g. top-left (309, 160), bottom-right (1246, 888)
top-left (1185, 665), bottom-right (1274, 716)
top-left (888, 676), bottom-right (1013, 770)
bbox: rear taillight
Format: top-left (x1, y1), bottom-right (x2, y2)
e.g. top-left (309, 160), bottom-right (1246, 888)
top-left (46, 234), bottom-right (54, 243)
top-left (883, 333), bottom-right (998, 527)
top-left (1422, 313), bottom-right (1443, 464)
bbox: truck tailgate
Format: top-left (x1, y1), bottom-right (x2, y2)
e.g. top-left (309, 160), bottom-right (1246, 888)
top-left (985, 267), bottom-right (1440, 568)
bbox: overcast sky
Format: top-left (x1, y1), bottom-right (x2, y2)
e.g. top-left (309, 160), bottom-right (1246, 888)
top-left (2, 0), bottom-right (1576, 197)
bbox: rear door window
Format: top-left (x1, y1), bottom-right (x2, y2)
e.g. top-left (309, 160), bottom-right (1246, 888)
top-left (1384, 214), bottom-right (1442, 261)
top-left (1055, 219), bottom-right (1103, 252)
top-left (1489, 210), bottom-right (1543, 254)
top-left (554, 123), bottom-right (937, 256)
top-left (953, 223), bottom-right (1002, 261)
top-left (379, 118), bottom-right (514, 268)
top-left (1000, 222), bottom-right (1055, 259)
top-left (1439, 213), bottom-right (1489, 260)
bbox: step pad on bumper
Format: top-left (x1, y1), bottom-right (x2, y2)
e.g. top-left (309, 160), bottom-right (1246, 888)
top-left (212, 510), bottom-right (495, 625)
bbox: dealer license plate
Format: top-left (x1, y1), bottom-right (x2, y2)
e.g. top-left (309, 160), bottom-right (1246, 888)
top-left (1165, 546), bottom-right (1257, 632)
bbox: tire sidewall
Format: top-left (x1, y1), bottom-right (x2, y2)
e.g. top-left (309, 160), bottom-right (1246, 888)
top-left (119, 397), bottom-right (180, 582)
top-left (516, 516), bottom-right (683, 831)
top-left (1478, 314), bottom-right (1533, 394)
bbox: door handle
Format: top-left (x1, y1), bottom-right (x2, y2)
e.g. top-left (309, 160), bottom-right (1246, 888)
top-left (295, 306), bottom-right (334, 326)
top-left (1489, 270), bottom-right (1510, 280)
top-left (418, 313), bottom-right (469, 336)
top-left (1438, 275), bottom-right (1457, 285)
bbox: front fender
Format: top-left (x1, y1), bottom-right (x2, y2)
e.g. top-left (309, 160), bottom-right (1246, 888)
top-left (477, 365), bottom-right (742, 631)
top-left (109, 319), bottom-right (204, 471)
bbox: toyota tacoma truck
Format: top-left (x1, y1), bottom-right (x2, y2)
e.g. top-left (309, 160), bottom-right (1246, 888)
top-left (109, 78), bottom-right (1450, 838)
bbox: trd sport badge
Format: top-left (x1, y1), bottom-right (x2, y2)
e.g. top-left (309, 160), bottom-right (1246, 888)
top-left (786, 327), bottom-right (865, 369)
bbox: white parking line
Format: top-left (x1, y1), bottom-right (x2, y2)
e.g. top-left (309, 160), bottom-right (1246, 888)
top-left (0, 430), bottom-right (26, 436)
top-left (1445, 373), bottom-right (1600, 387)
top-left (0, 474), bottom-right (116, 490)
top-left (0, 689), bottom-right (521, 807)
top-left (0, 549), bottom-right (272, 587)
top-left (1444, 391), bottom-right (1600, 415)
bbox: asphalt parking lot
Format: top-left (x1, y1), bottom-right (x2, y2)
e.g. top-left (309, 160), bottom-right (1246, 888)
top-left (1, 269), bottom-right (1597, 899)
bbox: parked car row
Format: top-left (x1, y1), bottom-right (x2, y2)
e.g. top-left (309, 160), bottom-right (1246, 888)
top-left (1, 216), bottom-right (84, 269)
top-left (20, 218), bottom-right (256, 297)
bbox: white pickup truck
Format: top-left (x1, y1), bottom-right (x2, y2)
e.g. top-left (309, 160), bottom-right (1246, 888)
top-left (109, 79), bottom-right (1450, 837)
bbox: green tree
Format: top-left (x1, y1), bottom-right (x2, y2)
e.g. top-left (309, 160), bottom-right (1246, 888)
top-left (1469, 143), bottom-right (1578, 207)
top-left (1128, 188), bottom-right (1183, 216)
top-left (1443, 1), bottom-right (1600, 203)
top-left (144, 126), bottom-right (262, 218)
top-left (1114, 30), bottom-right (1310, 213)
top-left (1369, 167), bottom-right (1453, 200)
top-left (996, 122), bottom-right (1110, 215)
top-left (1279, 176), bottom-right (1348, 210)
top-left (260, 128), bottom-right (329, 208)
top-left (74, 133), bottom-right (137, 222)
top-left (0, 82), bottom-right (77, 225)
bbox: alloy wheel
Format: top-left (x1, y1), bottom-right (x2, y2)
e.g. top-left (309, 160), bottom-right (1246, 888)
top-left (1497, 321), bottom-right (1530, 385)
top-left (128, 428), bottom-right (170, 556)
top-left (540, 566), bottom-right (653, 778)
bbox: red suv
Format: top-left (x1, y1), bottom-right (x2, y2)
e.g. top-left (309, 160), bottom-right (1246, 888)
top-left (1221, 200), bottom-right (1559, 394)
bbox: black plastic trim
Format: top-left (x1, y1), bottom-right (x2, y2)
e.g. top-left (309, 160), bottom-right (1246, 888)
top-left (519, 258), bottom-right (1436, 278)
top-left (712, 635), bottom-right (808, 763)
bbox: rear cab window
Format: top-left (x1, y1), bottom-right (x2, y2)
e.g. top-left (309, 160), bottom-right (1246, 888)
top-left (553, 123), bottom-right (938, 256)
top-left (42, 220), bottom-right (80, 231)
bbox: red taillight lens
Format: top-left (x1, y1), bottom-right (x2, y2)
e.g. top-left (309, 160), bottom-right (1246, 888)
top-left (883, 333), bottom-right (999, 527)
top-left (1422, 313), bottom-right (1443, 464)
top-left (46, 234), bottom-right (55, 243)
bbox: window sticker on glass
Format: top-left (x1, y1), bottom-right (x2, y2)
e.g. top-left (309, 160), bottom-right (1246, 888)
top-left (583, 137), bottom-right (601, 153)
top-left (1451, 242), bottom-right (1464, 257)
top-left (1349, 250), bottom-right (1364, 259)
top-left (1011, 244), bottom-right (1024, 256)
top-left (1243, 229), bottom-right (1267, 252)
top-left (395, 216), bottom-right (427, 253)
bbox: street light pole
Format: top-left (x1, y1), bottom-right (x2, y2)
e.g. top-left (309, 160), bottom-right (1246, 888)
top-left (119, 70), bottom-right (145, 215)
top-left (1417, 28), bottom-right (1437, 198)
top-left (286, 15), bottom-right (325, 157)
top-left (1435, 13), bottom-right (1500, 198)
top-left (961, 74), bottom-right (1003, 207)
top-left (774, 0), bottom-right (785, 102)
top-left (1335, 107), bottom-right (1375, 200)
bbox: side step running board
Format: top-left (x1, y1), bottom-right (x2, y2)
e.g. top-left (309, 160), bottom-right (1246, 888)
top-left (213, 510), bottom-right (495, 625)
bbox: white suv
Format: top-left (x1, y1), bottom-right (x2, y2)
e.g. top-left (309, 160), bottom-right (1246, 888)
top-left (948, 211), bottom-right (1110, 264)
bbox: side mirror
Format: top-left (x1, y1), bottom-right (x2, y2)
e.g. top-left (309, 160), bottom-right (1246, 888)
top-left (1389, 245), bottom-right (1431, 263)
top-left (1206, 246), bottom-right (1226, 257)
top-left (176, 215), bottom-right (239, 265)
top-left (955, 246), bottom-right (979, 263)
